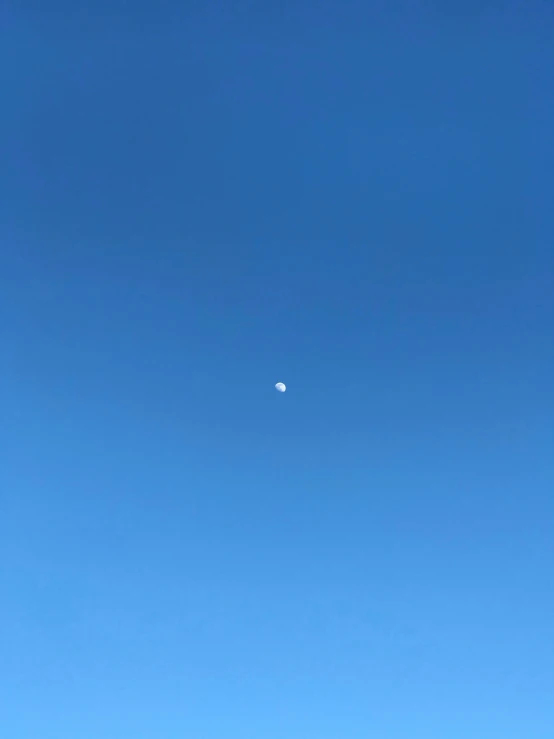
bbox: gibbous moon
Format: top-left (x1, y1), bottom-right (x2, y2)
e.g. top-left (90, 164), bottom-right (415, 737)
top-left (275, 382), bottom-right (286, 393)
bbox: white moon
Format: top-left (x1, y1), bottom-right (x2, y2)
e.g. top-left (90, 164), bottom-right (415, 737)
top-left (275, 382), bottom-right (286, 393)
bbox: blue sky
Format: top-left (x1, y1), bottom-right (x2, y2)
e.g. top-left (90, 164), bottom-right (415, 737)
top-left (2, 1), bottom-right (553, 737)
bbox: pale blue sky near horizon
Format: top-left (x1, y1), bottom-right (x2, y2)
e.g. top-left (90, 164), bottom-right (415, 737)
top-left (2, 1), bottom-right (554, 737)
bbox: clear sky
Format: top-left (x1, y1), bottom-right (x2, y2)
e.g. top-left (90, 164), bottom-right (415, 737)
top-left (3, 1), bottom-right (553, 737)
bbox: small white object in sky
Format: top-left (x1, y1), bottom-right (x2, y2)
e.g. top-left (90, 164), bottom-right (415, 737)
top-left (275, 382), bottom-right (286, 393)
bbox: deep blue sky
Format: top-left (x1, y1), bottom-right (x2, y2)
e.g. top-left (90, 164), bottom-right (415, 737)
top-left (3, 2), bottom-right (553, 737)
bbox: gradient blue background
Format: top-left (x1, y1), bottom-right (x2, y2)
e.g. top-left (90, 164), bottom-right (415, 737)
top-left (2, 1), bottom-right (553, 737)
